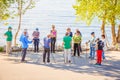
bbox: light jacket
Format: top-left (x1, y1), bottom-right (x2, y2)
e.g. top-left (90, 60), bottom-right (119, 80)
top-left (20, 35), bottom-right (32, 48)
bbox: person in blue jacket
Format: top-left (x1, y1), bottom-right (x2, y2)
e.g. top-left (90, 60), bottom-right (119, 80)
top-left (43, 34), bottom-right (51, 63)
top-left (20, 29), bottom-right (29, 42)
top-left (20, 31), bottom-right (32, 62)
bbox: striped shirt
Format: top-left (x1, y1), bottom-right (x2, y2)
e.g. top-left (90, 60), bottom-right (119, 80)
top-left (32, 31), bottom-right (40, 39)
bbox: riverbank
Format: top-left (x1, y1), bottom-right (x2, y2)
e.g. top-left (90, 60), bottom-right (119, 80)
top-left (0, 42), bottom-right (120, 53)
top-left (0, 51), bottom-right (120, 80)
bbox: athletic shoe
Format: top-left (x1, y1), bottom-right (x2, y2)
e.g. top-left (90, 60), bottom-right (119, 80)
top-left (95, 63), bottom-right (99, 65)
top-left (68, 60), bottom-right (71, 64)
top-left (98, 63), bottom-right (101, 65)
top-left (21, 60), bottom-right (27, 63)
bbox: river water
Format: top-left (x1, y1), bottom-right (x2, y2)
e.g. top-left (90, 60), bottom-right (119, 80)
top-left (0, 0), bottom-right (118, 46)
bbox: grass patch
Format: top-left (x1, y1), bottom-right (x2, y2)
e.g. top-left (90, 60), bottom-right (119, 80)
top-left (0, 46), bottom-right (4, 52)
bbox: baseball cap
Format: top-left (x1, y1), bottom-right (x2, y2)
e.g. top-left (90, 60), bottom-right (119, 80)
top-left (91, 32), bottom-right (95, 35)
top-left (36, 28), bottom-right (39, 30)
top-left (8, 26), bottom-right (12, 29)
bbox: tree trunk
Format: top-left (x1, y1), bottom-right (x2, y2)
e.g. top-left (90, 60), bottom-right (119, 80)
top-left (101, 19), bottom-right (105, 35)
top-left (110, 0), bottom-right (117, 45)
top-left (111, 17), bottom-right (117, 45)
top-left (117, 25), bottom-right (120, 43)
top-left (14, 0), bottom-right (22, 46)
top-left (101, 11), bottom-right (106, 35)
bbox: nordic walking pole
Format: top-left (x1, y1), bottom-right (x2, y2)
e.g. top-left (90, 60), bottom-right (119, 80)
top-left (78, 43), bottom-right (82, 64)
top-left (72, 53), bottom-right (75, 64)
top-left (63, 53), bottom-right (65, 64)
top-left (50, 48), bottom-right (56, 63)
top-left (36, 42), bottom-right (43, 63)
top-left (85, 42), bottom-right (89, 64)
top-left (37, 42), bottom-right (57, 63)
top-left (71, 43), bottom-right (76, 64)
top-left (51, 41), bottom-right (56, 63)
top-left (71, 48), bottom-right (76, 64)
top-left (62, 45), bottom-right (66, 64)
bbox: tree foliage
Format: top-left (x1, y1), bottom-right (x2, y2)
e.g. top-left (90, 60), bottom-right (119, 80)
top-left (73, 0), bottom-right (120, 45)
top-left (73, 0), bottom-right (120, 24)
top-left (0, 0), bottom-right (15, 20)
top-left (0, 0), bottom-right (35, 21)
top-left (13, 0), bottom-right (35, 46)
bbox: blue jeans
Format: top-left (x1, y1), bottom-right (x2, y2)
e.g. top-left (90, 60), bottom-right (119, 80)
top-left (33, 38), bottom-right (39, 52)
top-left (89, 46), bottom-right (95, 58)
top-left (102, 51), bottom-right (105, 59)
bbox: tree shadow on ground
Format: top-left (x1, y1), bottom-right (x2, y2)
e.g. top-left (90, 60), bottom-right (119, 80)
top-left (1, 52), bottom-right (120, 80)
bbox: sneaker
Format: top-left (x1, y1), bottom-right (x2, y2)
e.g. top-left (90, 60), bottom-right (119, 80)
top-left (89, 56), bottom-right (91, 59)
top-left (95, 63), bottom-right (102, 65)
top-left (9, 52), bottom-right (12, 55)
top-left (21, 60), bottom-right (27, 63)
top-left (68, 60), bottom-right (71, 64)
top-left (42, 62), bottom-right (46, 64)
top-left (72, 55), bottom-right (75, 57)
top-left (95, 63), bottom-right (99, 65)
top-left (37, 51), bottom-right (39, 53)
top-left (53, 51), bottom-right (55, 53)
top-left (98, 63), bottom-right (101, 65)
top-left (103, 57), bottom-right (106, 60)
top-left (64, 62), bottom-right (67, 64)
top-left (91, 57), bottom-right (95, 60)
top-left (47, 62), bottom-right (51, 65)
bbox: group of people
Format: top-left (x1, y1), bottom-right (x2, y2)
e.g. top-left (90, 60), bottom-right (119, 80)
top-left (4, 25), bottom-right (108, 65)
top-left (88, 32), bottom-right (108, 65)
top-left (19, 25), bottom-right (57, 62)
top-left (63, 28), bottom-right (82, 64)
top-left (63, 28), bottom-right (107, 65)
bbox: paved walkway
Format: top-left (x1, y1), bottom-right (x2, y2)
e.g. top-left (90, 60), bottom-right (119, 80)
top-left (0, 51), bottom-right (120, 80)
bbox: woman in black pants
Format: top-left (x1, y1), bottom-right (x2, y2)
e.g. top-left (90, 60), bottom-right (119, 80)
top-left (76, 29), bottom-right (82, 53)
top-left (73, 31), bottom-right (82, 57)
top-left (50, 25), bottom-right (57, 53)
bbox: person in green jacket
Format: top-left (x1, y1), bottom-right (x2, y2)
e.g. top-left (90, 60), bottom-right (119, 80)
top-left (73, 30), bottom-right (81, 57)
top-left (63, 32), bottom-right (72, 64)
top-left (4, 26), bottom-right (13, 55)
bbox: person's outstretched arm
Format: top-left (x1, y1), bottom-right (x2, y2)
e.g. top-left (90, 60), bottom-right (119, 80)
top-left (24, 37), bottom-right (32, 44)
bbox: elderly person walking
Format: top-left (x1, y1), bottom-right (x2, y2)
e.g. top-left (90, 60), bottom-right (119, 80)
top-left (20, 31), bottom-right (32, 62)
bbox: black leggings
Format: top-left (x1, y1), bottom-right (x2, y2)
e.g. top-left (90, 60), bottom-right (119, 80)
top-left (51, 37), bottom-right (56, 53)
top-left (33, 38), bottom-right (39, 52)
top-left (43, 48), bottom-right (50, 63)
top-left (21, 48), bottom-right (27, 61)
top-left (73, 43), bottom-right (80, 56)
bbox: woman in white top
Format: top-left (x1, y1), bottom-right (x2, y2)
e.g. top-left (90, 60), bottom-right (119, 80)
top-left (101, 35), bottom-right (108, 59)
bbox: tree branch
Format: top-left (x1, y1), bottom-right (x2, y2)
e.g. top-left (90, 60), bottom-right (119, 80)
top-left (22, 0), bottom-right (33, 14)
